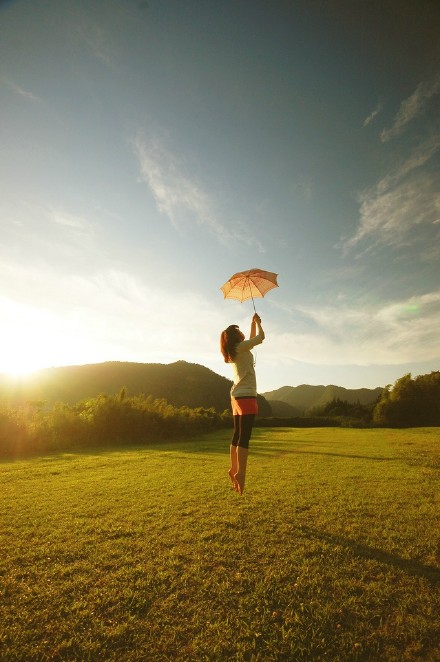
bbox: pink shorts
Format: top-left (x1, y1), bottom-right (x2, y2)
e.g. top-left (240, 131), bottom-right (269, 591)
top-left (231, 397), bottom-right (258, 416)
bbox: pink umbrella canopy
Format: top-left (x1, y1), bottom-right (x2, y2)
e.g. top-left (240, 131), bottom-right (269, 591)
top-left (220, 268), bottom-right (279, 312)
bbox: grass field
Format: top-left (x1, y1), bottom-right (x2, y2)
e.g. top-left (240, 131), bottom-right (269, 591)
top-left (1, 427), bottom-right (439, 661)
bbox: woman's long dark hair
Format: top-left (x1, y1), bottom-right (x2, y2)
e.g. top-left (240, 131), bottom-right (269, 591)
top-left (220, 325), bottom-right (241, 363)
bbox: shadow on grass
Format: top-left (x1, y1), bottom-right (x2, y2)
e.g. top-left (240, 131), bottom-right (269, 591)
top-left (300, 525), bottom-right (440, 584)
top-left (44, 440), bottom-right (401, 463)
top-left (0, 434), bottom-right (230, 463)
top-left (250, 441), bottom-right (399, 462)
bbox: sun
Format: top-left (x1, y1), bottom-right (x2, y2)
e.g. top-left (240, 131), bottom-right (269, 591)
top-left (1, 308), bottom-right (98, 378)
top-left (0, 318), bottom-right (55, 378)
top-left (0, 301), bottom-right (75, 378)
top-left (1, 298), bottom-right (110, 379)
top-left (3, 362), bottom-right (39, 378)
top-left (1, 350), bottom-right (44, 378)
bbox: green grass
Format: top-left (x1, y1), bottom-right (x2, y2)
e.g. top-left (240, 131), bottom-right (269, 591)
top-left (1, 427), bottom-right (439, 661)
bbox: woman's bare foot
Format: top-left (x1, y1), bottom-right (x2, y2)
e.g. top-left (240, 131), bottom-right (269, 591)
top-left (228, 469), bottom-right (239, 491)
top-left (234, 471), bottom-right (245, 495)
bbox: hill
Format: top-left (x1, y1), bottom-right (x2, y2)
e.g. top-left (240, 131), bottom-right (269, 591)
top-left (262, 383), bottom-right (383, 414)
top-left (0, 361), bottom-right (272, 416)
top-left (0, 363), bottom-right (385, 419)
top-left (265, 399), bottom-right (301, 417)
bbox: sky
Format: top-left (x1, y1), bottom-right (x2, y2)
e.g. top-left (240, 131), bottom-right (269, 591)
top-left (1, 0), bottom-right (439, 392)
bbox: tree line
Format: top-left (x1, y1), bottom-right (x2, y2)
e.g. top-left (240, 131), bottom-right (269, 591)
top-left (0, 389), bottom-right (229, 458)
top-left (373, 371), bottom-right (440, 427)
top-left (1, 371), bottom-right (438, 457)
top-left (305, 371), bottom-right (440, 428)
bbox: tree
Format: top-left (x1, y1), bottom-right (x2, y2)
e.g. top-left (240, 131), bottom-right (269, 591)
top-left (373, 371), bottom-right (440, 427)
top-left (306, 398), bottom-right (374, 426)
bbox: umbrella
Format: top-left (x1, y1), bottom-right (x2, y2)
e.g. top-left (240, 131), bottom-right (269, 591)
top-left (220, 268), bottom-right (278, 312)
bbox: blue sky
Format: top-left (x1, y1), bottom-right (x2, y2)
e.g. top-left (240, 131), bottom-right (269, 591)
top-left (1, 0), bottom-right (439, 391)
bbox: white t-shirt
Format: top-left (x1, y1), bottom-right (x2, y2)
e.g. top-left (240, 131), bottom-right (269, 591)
top-left (230, 334), bottom-right (264, 397)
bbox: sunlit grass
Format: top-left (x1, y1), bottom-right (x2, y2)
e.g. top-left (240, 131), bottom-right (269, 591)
top-left (1, 428), bottom-right (439, 660)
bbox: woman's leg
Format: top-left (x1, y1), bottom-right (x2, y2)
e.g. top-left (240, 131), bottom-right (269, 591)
top-left (234, 414), bottom-right (255, 495)
top-left (228, 416), bottom-right (240, 488)
top-left (235, 447), bottom-right (248, 495)
top-left (229, 444), bottom-right (238, 488)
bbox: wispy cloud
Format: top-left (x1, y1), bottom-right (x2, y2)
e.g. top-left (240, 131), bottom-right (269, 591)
top-left (344, 170), bottom-right (440, 251)
top-left (3, 78), bottom-right (41, 103)
top-left (342, 132), bottom-right (440, 252)
top-left (0, 200), bottom-right (101, 271)
top-left (74, 21), bottom-right (114, 66)
top-left (133, 135), bottom-right (264, 251)
top-left (363, 101), bottom-right (382, 127)
top-left (49, 209), bottom-right (96, 246)
top-left (0, 260), bottom-right (226, 373)
top-left (268, 291), bottom-right (440, 367)
top-left (50, 210), bottom-right (90, 230)
top-left (376, 134), bottom-right (440, 194)
top-left (2, 256), bottom-right (438, 380)
top-left (381, 76), bottom-right (440, 142)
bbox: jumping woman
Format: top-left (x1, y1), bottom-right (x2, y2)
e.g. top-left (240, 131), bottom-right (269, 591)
top-left (220, 313), bottom-right (265, 495)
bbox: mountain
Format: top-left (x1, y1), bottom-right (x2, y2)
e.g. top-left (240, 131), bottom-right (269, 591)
top-left (265, 400), bottom-right (301, 417)
top-left (0, 361), bottom-right (272, 416)
top-left (0, 362), bottom-right (383, 418)
top-left (262, 384), bottom-right (383, 414)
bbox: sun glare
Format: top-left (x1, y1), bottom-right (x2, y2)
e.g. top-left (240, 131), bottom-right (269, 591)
top-left (0, 301), bottom-right (68, 378)
top-left (0, 338), bottom-right (50, 377)
top-left (0, 299), bottom-right (112, 378)
top-left (3, 360), bottom-right (40, 378)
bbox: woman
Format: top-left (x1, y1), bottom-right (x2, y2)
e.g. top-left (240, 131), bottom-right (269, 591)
top-left (220, 313), bottom-right (265, 494)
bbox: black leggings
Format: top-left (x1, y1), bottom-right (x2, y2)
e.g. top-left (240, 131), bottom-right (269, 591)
top-left (231, 414), bottom-right (255, 449)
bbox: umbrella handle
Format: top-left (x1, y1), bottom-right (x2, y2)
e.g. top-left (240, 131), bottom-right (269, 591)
top-left (248, 280), bottom-right (257, 314)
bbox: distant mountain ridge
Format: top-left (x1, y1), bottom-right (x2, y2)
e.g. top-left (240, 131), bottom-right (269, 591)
top-left (0, 361), bottom-right (383, 418)
top-left (262, 384), bottom-right (383, 415)
top-left (0, 361), bottom-right (272, 416)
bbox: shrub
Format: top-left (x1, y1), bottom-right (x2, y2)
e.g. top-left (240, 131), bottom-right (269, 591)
top-left (0, 392), bottom-right (229, 457)
top-left (306, 398), bottom-right (376, 427)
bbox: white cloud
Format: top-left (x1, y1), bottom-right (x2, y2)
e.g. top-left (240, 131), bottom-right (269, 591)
top-left (266, 291), bottom-right (440, 367)
top-left (74, 21), bottom-right (114, 66)
top-left (50, 212), bottom-right (86, 229)
top-left (3, 204), bottom-right (99, 261)
top-left (133, 136), bottom-right (264, 251)
top-left (345, 170), bottom-right (440, 250)
top-left (1, 257), bottom-right (438, 385)
top-left (0, 260), bottom-right (226, 375)
top-left (376, 134), bottom-right (440, 194)
top-left (381, 77), bottom-right (440, 142)
top-left (3, 78), bottom-right (41, 103)
top-left (47, 210), bottom-right (97, 250)
top-left (342, 133), bottom-right (440, 252)
top-left (49, 209), bottom-right (96, 241)
top-left (363, 101), bottom-right (382, 127)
